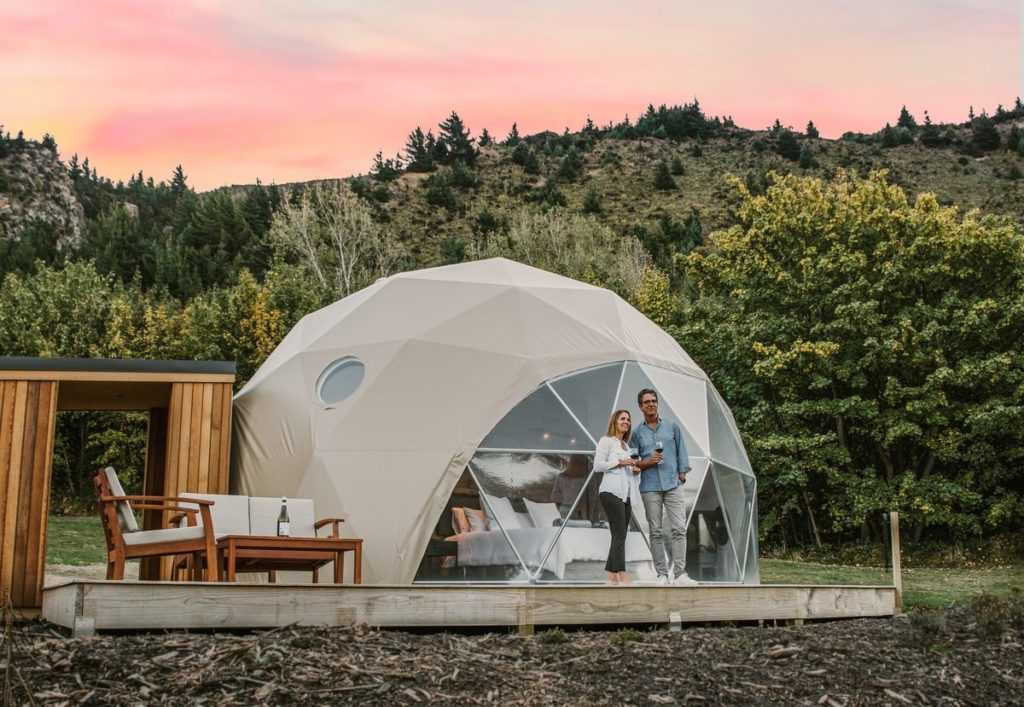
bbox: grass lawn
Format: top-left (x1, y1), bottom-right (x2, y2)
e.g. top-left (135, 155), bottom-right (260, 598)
top-left (45, 516), bottom-right (1024, 610)
top-left (46, 514), bottom-right (106, 566)
top-left (761, 558), bottom-right (1024, 609)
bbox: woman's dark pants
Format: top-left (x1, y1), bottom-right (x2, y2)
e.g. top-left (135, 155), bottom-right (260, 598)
top-left (599, 491), bottom-right (631, 573)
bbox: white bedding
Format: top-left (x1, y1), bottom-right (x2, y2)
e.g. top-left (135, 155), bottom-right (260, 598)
top-left (456, 526), bottom-right (653, 579)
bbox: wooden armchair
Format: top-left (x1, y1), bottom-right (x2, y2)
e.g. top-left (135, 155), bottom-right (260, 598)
top-left (93, 467), bottom-right (220, 582)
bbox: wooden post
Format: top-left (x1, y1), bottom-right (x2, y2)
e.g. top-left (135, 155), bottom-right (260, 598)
top-left (889, 511), bottom-right (902, 612)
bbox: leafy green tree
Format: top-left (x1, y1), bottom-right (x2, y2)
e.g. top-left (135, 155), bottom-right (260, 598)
top-left (678, 170), bottom-right (1024, 544)
top-left (805, 121), bottom-right (820, 139)
top-left (653, 160), bottom-right (676, 190)
top-left (897, 105), bottom-right (917, 130)
top-left (776, 129), bottom-right (800, 161)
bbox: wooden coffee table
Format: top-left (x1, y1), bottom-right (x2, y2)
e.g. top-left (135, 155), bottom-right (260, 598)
top-left (217, 535), bottom-right (363, 584)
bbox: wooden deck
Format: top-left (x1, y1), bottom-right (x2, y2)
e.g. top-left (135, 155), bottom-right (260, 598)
top-left (42, 581), bottom-right (897, 636)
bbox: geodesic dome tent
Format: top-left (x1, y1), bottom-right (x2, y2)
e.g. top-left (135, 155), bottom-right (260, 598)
top-left (232, 258), bottom-right (758, 585)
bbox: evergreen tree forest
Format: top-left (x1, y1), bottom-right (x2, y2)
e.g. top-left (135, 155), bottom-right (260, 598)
top-left (1, 100), bottom-right (1023, 551)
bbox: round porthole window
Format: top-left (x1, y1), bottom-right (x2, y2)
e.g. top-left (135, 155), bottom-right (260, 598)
top-left (316, 357), bottom-right (365, 405)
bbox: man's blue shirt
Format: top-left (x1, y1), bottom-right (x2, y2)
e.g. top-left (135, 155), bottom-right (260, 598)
top-left (630, 418), bottom-right (690, 493)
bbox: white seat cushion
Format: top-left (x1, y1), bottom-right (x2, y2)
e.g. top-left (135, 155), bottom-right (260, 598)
top-left (123, 524), bottom-right (206, 546)
top-left (102, 467), bottom-right (138, 533)
top-left (249, 497), bottom-right (316, 538)
top-left (180, 493), bottom-right (250, 539)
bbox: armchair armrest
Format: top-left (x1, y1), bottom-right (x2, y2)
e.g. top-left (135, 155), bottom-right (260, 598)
top-left (315, 517), bottom-right (347, 538)
top-left (100, 495), bottom-right (215, 506)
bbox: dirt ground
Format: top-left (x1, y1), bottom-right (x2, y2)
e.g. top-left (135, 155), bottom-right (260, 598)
top-left (5, 606), bottom-right (1023, 706)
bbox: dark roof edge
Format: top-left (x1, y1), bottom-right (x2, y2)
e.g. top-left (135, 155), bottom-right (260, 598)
top-left (0, 356), bottom-right (236, 375)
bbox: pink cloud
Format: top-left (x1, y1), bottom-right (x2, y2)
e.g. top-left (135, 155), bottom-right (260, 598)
top-left (3, 0), bottom-right (1017, 189)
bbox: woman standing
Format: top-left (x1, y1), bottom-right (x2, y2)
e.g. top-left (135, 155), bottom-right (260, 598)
top-left (594, 409), bottom-right (642, 585)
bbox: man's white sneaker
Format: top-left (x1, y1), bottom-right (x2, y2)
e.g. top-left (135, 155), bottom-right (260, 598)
top-left (655, 575), bottom-right (670, 586)
top-left (672, 573), bottom-right (698, 586)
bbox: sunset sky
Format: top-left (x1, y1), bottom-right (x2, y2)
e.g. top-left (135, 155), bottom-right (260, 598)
top-left (5, 0), bottom-right (1019, 190)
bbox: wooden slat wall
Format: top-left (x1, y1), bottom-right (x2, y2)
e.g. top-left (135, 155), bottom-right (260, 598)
top-left (0, 381), bottom-right (58, 608)
top-left (156, 382), bottom-right (233, 578)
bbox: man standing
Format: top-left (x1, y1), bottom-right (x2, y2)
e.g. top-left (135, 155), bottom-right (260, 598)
top-left (631, 388), bottom-right (695, 585)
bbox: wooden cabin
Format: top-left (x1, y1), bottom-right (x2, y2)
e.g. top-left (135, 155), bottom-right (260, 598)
top-left (0, 357), bottom-right (235, 610)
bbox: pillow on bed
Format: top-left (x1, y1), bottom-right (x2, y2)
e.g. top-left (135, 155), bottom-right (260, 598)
top-left (482, 494), bottom-right (521, 530)
top-left (450, 507), bottom-right (470, 535)
top-left (524, 499), bottom-right (561, 529)
top-left (465, 508), bottom-right (489, 533)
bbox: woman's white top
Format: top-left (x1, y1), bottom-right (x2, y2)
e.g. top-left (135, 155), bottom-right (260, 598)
top-left (594, 435), bottom-right (642, 506)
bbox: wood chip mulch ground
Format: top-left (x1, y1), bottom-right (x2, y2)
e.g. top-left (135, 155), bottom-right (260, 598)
top-left (4, 608), bottom-right (1022, 705)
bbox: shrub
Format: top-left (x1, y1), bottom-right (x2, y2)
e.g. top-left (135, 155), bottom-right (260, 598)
top-left (528, 178), bottom-right (567, 208)
top-left (449, 161), bottom-right (479, 189)
top-left (653, 161), bottom-right (676, 191)
top-left (539, 627), bottom-right (569, 644)
top-left (669, 156), bottom-right (685, 175)
top-left (582, 188), bottom-right (602, 214)
top-left (612, 628), bottom-right (644, 645)
top-left (423, 173), bottom-right (457, 210)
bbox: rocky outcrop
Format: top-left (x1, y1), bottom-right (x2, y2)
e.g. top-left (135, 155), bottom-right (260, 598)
top-left (0, 142), bottom-right (85, 249)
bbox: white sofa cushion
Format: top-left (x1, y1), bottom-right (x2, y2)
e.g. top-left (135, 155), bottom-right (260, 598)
top-left (102, 467), bottom-right (138, 533)
top-left (123, 524), bottom-right (205, 546)
top-left (482, 494), bottom-right (522, 530)
top-left (249, 497), bottom-right (316, 538)
top-left (524, 499), bottom-right (561, 529)
top-left (181, 493), bottom-right (250, 539)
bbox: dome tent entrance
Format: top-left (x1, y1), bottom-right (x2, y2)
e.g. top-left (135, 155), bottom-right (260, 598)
top-left (232, 258), bottom-right (758, 585)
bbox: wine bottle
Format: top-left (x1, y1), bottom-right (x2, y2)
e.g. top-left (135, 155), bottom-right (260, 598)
top-left (277, 497), bottom-right (290, 537)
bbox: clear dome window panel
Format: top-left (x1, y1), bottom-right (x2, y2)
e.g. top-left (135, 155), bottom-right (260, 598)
top-left (470, 452), bottom-right (598, 578)
top-left (639, 364), bottom-right (710, 455)
top-left (680, 458), bottom-right (711, 532)
top-left (480, 384), bottom-right (592, 452)
top-left (413, 468), bottom-right (531, 583)
top-left (686, 466), bottom-right (741, 582)
top-left (532, 466), bottom-right (656, 583)
top-left (743, 495), bottom-right (760, 584)
top-left (615, 363), bottom-right (703, 459)
top-left (550, 362), bottom-right (624, 444)
top-left (713, 464), bottom-right (756, 572)
top-left (705, 385), bottom-right (753, 473)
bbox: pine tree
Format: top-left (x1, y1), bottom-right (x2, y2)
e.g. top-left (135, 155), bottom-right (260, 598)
top-left (404, 127), bottom-right (435, 172)
top-left (1006, 125), bottom-right (1021, 152)
top-left (776, 129), bottom-right (801, 160)
top-left (682, 207), bottom-right (703, 250)
top-left (170, 165), bottom-right (189, 196)
top-left (478, 128), bottom-right (493, 147)
top-left (41, 133), bottom-right (57, 153)
top-left (557, 147), bottom-right (583, 182)
top-left (511, 142), bottom-right (540, 174)
top-left (654, 161), bottom-right (676, 190)
top-left (370, 151), bottom-right (402, 181)
top-left (880, 123), bottom-right (899, 148)
top-left (1017, 135), bottom-right (1024, 158)
top-left (971, 113), bottom-right (1001, 152)
top-left (438, 111), bottom-right (477, 165)
top-left (968, 105), bottom-right (975, 120)
top-left (805, 120), bottom-right (820, 139)
top-left (771, 119), bottom-right (783, 135)
top-left (798, 144), bottom-right (815, 168)
top-left (920, 111), bottom-right (943, 147)
top-left (505, 122), bottom-right (521, 146)
top-left (897, 105), bottom-right (917, 130)
top-left (670, 156), bottom-right (685, 175)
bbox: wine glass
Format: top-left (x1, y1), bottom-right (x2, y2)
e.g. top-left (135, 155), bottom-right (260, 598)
top-left (629, 447), bottom-right (640, 472)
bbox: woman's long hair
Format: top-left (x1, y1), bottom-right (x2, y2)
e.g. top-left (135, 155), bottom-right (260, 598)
top-left (606, 409), bottom-right (632, 443)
